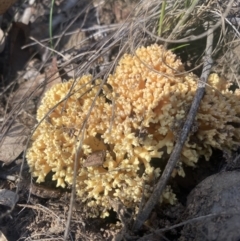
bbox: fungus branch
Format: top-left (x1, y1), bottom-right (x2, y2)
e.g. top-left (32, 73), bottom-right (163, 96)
top-left (132, 31), bottom-right (214, 232)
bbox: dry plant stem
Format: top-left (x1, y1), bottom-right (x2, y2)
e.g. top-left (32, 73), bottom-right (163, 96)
top-left (132, 31), bottom-right (214, 232)
top-left (18, 203), bottom-right (63, 220)
top-left (29, 36), bottom-right (68, 60)
top-left (52, 2), bottom-right (92, 53)
top-left (22, 24), bottom-right (122, 49)
top-left (63, 129), bottom-right (85, 241)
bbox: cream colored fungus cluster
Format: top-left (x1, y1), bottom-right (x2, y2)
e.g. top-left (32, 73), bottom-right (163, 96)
top-left (26, 44), bottom-right (240, 217)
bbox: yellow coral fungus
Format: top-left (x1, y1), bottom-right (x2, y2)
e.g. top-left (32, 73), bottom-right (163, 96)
top-left (27, 44), bottom-right (240, 217)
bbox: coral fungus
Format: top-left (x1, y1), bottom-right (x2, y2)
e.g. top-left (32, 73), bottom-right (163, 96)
top-left (26, 44), bottom-right (240, 217)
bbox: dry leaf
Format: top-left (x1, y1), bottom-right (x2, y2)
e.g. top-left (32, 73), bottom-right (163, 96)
top-left (11, 73), bottom-right (45, 107)
top-left (11, 58), bottom-right (61, 113)
top-left (0, 121), bottom-right (30, 165)
top-left (59, 23), bottom-right (86, 52)
top-left (0, 189), bottom-right (18, 209)
top-left (44, 57), bottom-right (62, 89)
top-left (83, 150), bottom-right (106, 167)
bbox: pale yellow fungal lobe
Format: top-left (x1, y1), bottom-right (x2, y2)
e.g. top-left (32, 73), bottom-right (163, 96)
top-left (27, 45), bottom-right (240, 217)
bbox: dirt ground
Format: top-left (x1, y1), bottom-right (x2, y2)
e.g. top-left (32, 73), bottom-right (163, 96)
top-left (0, 0), bottom-right (240, 240)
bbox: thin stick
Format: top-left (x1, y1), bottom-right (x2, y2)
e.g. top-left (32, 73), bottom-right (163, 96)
top-left (63, 127), bottom-right (85, 240)
top-left (29, 36), bottom-right (68, 60)
top-left (132, 30), bottom-right (214, 232)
